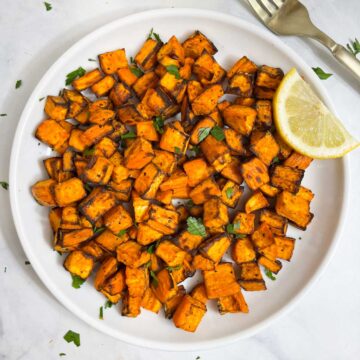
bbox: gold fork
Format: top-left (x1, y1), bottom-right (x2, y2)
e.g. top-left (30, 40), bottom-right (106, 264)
top-left (247, 0), bottom-right (360, 81)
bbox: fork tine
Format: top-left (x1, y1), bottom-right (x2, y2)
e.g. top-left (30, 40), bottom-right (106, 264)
top-left (270, 0), bottom-right (285, 8)
top-left (247, 0), bottom-right (271, 21)
top-left (257, 0), bottom-right (278, 14)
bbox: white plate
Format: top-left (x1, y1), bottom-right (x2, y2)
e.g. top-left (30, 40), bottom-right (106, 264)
top-left (10, 8), bottom-right (349, 351)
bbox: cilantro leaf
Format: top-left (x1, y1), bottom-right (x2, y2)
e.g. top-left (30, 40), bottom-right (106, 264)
top-left (99, 306), bottom-right (104, 320)
top-left (121, 131), bottom-right (136, 139)
top-left (185, 200), bottom-right (194, 209)
top-left (130, 56), bottom-right (135, 64)
top-left (88, 58), bottom-right (96, 62)
top-left (84, 184), bottom-right (92, 193)
top-left (187, 217), bottom-right (206, 237)
top-left (39, 97), bottom-right (45, 102)
top-left (198, 127), bottom-right (211, 142)
top-left (312, 67), bottom-right (332, 80)
top-left (44, 2), bottom-right (52, 11)
top-left (226, 221), bottom-right (240, 234)
top-left (346, 38), bottom-right (360, 56)
top-left (59, 354), bottom-right (66, 357)
top-left (104, 300), bottom-right (113, 309)
top-left (63, 330), bottom-right (80, 347)
top-left (166, 265), bottom-right (182, 272)
top-left (272, 156), bottom-right (280, 165)
top-left (147, 28), bottom-right (162, 42)
top-left (166, 65), bottom-right (181, 79)
top-left (117, 229), bottom-right (127, 237)
top-left (210, 126), bottom-right (225, 141)
top-left (65, 67), bottom-right (86, 85)
top-left (236, 234), bottom-right (247, 239)
top-left (174, 146), bottom-right (181, 154)
top-left (93, 226), bottom-right (105, 235)
top-left (153, 116), bottom-right (164, 134)
top-left (71, 274), bottom-right (85, 289)
top-left (0, 181), bottom-right (9, 190)
top-left (0, 113), bottom-right (7, 116)
top-left (130, 66), bottom-right (143, 77)
top-left (188, 145), bottom-right (200, 158)
top-left (83, 147), bottom-right (94, 156)
top-left (225, 187), bottom-right (234, 199)
top-left (15, 80), bottom-right (22, 89)
top-left (265, 269), bottom-right (276, 281)
top-left (147, 243), bottom-right (156, 254)
top-left (25, 261), bottom-right (31, 265)
top-left (150, 270), bottom-right (159, 287)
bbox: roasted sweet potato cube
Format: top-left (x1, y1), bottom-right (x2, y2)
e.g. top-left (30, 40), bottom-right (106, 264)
top-left (136, 121), bottom-right (159, 142)
top-left (193, 51), bottom-right (225, 85)
top-left (49, 208), bottom-right (62, 232)
top-left (271, 165), bottom-right (304, 193)
top-left (298, 186), bottom-right (315, 201)
top-left (221, 181), bottom-right (243, 208)
top-left (182, 31), bottom-right (217, 59)
top-left (168, 257), bottom-right (194, 284)
top-left (35, 119), bottom-right (70, 150)
top-left (255, 100), bottom-right (272, 128)
top-left (227, 56), bottom-right (257, 78)
top-left (159, 123), bottom-right (189, 154)
top-left (192, 254), bottom-right (215, 271)
top-left (239, 261), bottom-right (263, 281)
top-left (79, 188), bottom-right (118, 223)
top-left (56, 228), bottom-right (93, 251)
top-left (136, 223), bottom-right (163, 245)
top-left (187, 80), bottom-right (204, 103)
top-left (191, 283), bottom-right (208, 305)
top-left (155, 240), bottom-right (186, 266)
top-left (256, 65), bottom-right (284, 89)
top-left (141, 287), bottom-right (162, 313)
top-left (160, 170), bottom-right (188, 191)
top-left (80, 124), bottom-right (113, 147)
top-left (260, 210), bottom-right (288, 236)
top-left (189, 178), bottom-right (221, 205)
top-left (91, 75), bottom-right (116, 97)
top-left (224, 128), bottom-right (246, 156)
top-left (94, 256), bottom-right (118, 290)
top-left (200, 135), bottom-right (231, 172)
top-left (159, 72), bottom-right (187, 103)
top-left (221, 157), bottom-right (243, 184)
top-left (148, 204), bottom-right (179, 235)
top-left (63, 150), bottom-right (76, 172)
top-left (44, 95), bottom-right (68, 121)
top-left (190, 116), bottom-right (216, 145)
top-left (89, 109), bottom-right (115, 126)
top-left (74, 158), bottom-right (87, 177)
top-left (95, 229), bottom-right (128, 252)
top-left (233, 212), bottom-right (255, 235)
top-left (275, 190), bottom-right (313, 230)
top-left (283, 152), bottom-right (313, 170)
top-left (152, 149), bottom-right (176, 175)
top-left (203, 263), bottom-right (240, 299)
top-left (245, 191), bottom-right (269, 213)
top-left (94, 137), bottom-right (117, 158)
top-left (239, 280), bottom-right (267, 291)
top-left (223, 105), bottom-right (257, 136)
top-left (126, 266), bottom-right (148, 298)
top-left (183, 158), bottom-right (213, 187)
top-left (232, 237), bottom-right (256, 263)
top-left (135, 38), bottom-right (162, 71)
top-left (111, 163), bottom-right (129, 184)
top-left (109, 82), bottom-right (132, 107)
top-left (133, 71), bottom-right (159, 98)
top-left (64, 250), bottom-right (94, 279)
top-left (227, 72), bottom-right (254, 97)
top-left (82, 156), bottom-right (114, 185)
top-left (218, 290), bottom-right (249, 314)
top-left (109, 179), bottom-right (133, 202)
top-left (134, 163), bottom-right (165, 199)
top-left (173, 295), bottom-right (206, 333)
top-left (274, 236), bottom-right (295, 261)
top-left (121, 291), bottom-right (142, 317)
top-left (124, 137), bottom-right (154, 169)
top-left (258, 256), bottom-right (282, 274)
top-left (117, 105), bottom-right (144, 125)
top-left (72, 69), bottom-right (103, 91)
top-left (234, 97), bottom-right (255, 106)
top-left (62, 89), bottom-right (88, 118)
top-left (81, 240), bottom-right (105, 261)
top-left (274, 132), bottom-right (292, 159)
top-left (179, 57), bottom-right (194, 80)
top-left (250, 132), bottom-right (280, 166)
top-left (157, 35), bottom-right (185, 68)
top-left (117, 67), bottom-right (138, 87)
top-left (191, 84), bottom-right (224, 116)
top-left (102, 269), bottom-right (126, 297)
top-left (177, 230), bottom-right (203, 251)
top-left (61, 206), bottom-right (81, 230)
top-left (151, 269), bottom-right (178, 303)
top-left (203, 198), bottom-right (228, 231)
top-left (199, 233), bottom-right (231, 263)
top-left (260, 183), bottom-right (280, 197)
top-left (116, 241), bottom-right (150, 268)
top-left (132, 191), bottom-right (150, 223)
top-left (69, 129), bottom-right (87, 152)
top-left (103, 204), bottom-right (133, 234)
top-left (31, 179), bottom-right (57, 206)
top-left (99, 48), bottom-right (127, 74)
top-left (241, 157), bottom-right (269, 190)
top-left (164, 286), bottom-right (186, 319)
top-left (251, 222), bottom-right (274, 250)
top-left (53, 178), bottom-right (86, 207)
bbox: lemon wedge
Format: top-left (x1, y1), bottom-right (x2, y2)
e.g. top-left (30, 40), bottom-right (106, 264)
top-left (273, 68), bottom-right (359, 159)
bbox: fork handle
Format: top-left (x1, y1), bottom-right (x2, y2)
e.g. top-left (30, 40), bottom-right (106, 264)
top-left (332, 44), bottom-right (360, 81)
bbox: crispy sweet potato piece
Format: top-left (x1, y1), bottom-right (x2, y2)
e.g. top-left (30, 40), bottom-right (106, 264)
top-left (274, 236), bottom-right (295, 261)
top-left (134, 163), bottom-right (165, 199)
top-left (275, 190), bottom-right (313, 230)
top-left (245, 191), bottom-right (269, 213)
top-left (283, 152), bottom-right (313, 170)
top-left (227, 56), bottom-right (257, 78)
top-left (260, 183), bottom-right (280, 197)
top-left (72, 69), bottom-right (103, 91)
top-left (250, 132), bottom-right (280, 166)
top-left (227, 72), bottom-right (254, 97)
top-left (203, 198), bottom-right (229, 230)
top-left (82, 156), bottom-right (114, 185)
top-left (95, 229), bottom-right (128, 252)
top-left (191, 84), bottom-right (224, 116)
top-left (232, 237), bottom-right (256, 263)
top-left (183, 31), bottom-right (217, 59)
top-left (35, 119), bottom-right (70, 150)
top-left (126, 266), bottom-right (148, 298)
top-left (132, 191), bottom-right (150, 223)
top-left (94, 256), bottom-right (118, 290)
top-left (63, 150), bottom-right (76, 172)
top-left (220, 181), bottom-right (243, 208)
top-left (31, 179), bottom-right (57, 206)
top-left (239, 262), bottom-right (266, 291)
top-left (44, 96), bottom-right (68, 121)
top-left (159, 122), bottom-right (190, 154)
top-left (200, 135), bottom-right (231, 172)
top-left (148, 204), bottom-right (179, 235)
top-left (256, 65), bottom-right (284, 89)
top-left (103, 204), bottom-right (133, 234)
top-left (233, 212), bottom-right (255, 235)
top-left (239, 280), bottom-right (267, 291)
top-left (91, 75), bottom-right (116, 97)
top-left (110, 163), bottom-right (129, 184)
top-left (99, 48), bottom-right (127, 74)
top-left (271, 165), bottom-right (304, 194)
top-left (109, 82), bottom-right (132, 107)
top-left (190, 117), bottom-right (216, 145)
top-left (183, 158), bottom-right (213, 188)
top-left (124, 137), bottom-right (154, 169)
top-left (101, 268), bottom-right (125, 298)
top-left (255, 100), bottom-right (272, 128)
top-left (64, 250), bottom-right (94, 279)
top-left (157, 35), bottom-right (185, 68)
top-left (223, 105), bottom-right (257, 136)
top-left (234, 97), bottom-right (255, 106)
top-left (173, 295), bottom-right (207, 332)
top-left (191, 283), bottom-right (208, 305)
top-left (69, 129), bottom-right (88, 152)
top-left (54, 178), bottom-right (86, 207)
top-left (160, 170), bottom-right (188, 191)
top-left (177, 230), bottom-right (203, 252)
top-left (141, 287), bottom-right (162, 313)
top-left (251, 222), bottom-right (274, 250)
top-left (122, 291), bottom-right (142, 317)
top-left (193, 50), bottom-right (225, 85)
top-left (218, 290), bottom-right (249, 314)
top-left (117, 67), bottom-right (138, 87)
top-left (155, 240), bottom-right (186, 266)
top-left (199, 233), bottom-right (231, 263)
top-left (49, 208), bottom-right (62, 232)
top-left (192, 254), bottom-right (215, 271)
top-left (81, 124), bottom-right (113, 147)
top-left (241, 157), bottom-right (269, 190)
top-left (55, 228), bottom-right (94, 251)
top-left (152, 269), bottom-right (178, 303)
top-left (60, 206), bottom-right (81, 230)
top-left (159, 72), bottom-right (187, 103)
top-left (136, 121), bottom-right (159, 142)
top-left (81, 240), bottom-right (106, 261)
top-left (189, 178), bottom-right (221, 205)
top-left (136, 223), bottom-right (163, 245)
top-left (135, 38), bottom-right (162, 71)
top-left (89, 109), bottom-right (115, 126)
top-left (152, 149), bottom-right (176, 175)
top-left (116, 241), bottom-right (150, 268)
top-left (203, 263), bottom-right (240, 299)
top-left (109, 179), bottom-right (133, 202)
top-left (117, 104), bottom-right (144, 125)
top-left (164, 285), bottom-right (186, 318)
top-left (260, 210), bottom-right (288, 236)
top-left (93, 137), bottom-right (117, 158)
top-left (258, 256), bottom-right (282, 274)
top-left (221, 157), bottom-right (243, 184)
top-left (133, 71), bottom-right (159, 98)
top-left (179, 57), bottom-right (194, 80)
top-left (79, 188), bottom-right (118, 223)
top-left (62, 89), bottom-right (88, 119)
top-left (224, 128), bottom-right (246, 156)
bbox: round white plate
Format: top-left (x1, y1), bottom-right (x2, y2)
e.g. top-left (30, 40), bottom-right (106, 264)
top-left (10, 8), bottom-right (349, 351)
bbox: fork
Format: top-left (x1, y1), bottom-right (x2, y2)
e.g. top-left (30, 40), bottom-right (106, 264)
top-left (247, 0), bottom-right (360, 81)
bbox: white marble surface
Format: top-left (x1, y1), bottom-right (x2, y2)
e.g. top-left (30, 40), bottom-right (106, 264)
top-left (0, 0), bottom-right (359, 358)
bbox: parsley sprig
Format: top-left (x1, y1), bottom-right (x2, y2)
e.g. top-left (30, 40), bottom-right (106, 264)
top-left (187, 217), bottom-right (206, 237)
top-left (63, 330), bottom-right (80, 347)
top-left (153, 116), bottom-right (164, 134)
top-left (312, 67), bottom-right (332, 80)
top-left (166, 65), bottom-right (181, 79)
top-left (265, 269), bottom-right (276, 281)
top-left (347, 38), bottom-right (360, 56)
top-left (65, 67), bottom-right (86, 85)
top-left (0, 181), bottom-right (9, 190)
top-left (71, 274), bottom-right (85, 289)
top-left (147, 28), bottom-right (162, 42)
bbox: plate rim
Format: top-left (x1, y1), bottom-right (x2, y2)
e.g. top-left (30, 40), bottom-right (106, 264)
top-left (9, 8), bottom-right (350, 351)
